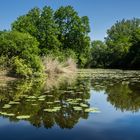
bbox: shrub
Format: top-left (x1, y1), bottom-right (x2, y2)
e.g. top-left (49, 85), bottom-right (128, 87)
top-left (0, 31), bottom-right (40, 58)
top-left (0, 31), bottom-right (45, 77)
top-left (43, 56), bottom-right (76, 76)
top-left (11, 57), bottom-right (32, 78)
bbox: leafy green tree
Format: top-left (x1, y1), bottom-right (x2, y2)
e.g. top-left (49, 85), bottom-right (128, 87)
top-left (124, 27), bottom-right (140, 69)
top-left (38, 6), bottom-right (60, 54)
top-left (12, 7), bottom-right (40, 37)
top-left (105, 18), bottom-right (140, 68)
top-left (12, 6), bottom-right (90, 67)
top-left (12, 6), bottom-right (60, 55)
top-left (54, 6), bottom-right (90, 67)
top-left (89, 40), bottom-right (108, 68)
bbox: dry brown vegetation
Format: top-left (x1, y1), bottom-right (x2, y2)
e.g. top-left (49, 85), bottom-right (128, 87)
top-left (43, 57), bottom-right (77, 76)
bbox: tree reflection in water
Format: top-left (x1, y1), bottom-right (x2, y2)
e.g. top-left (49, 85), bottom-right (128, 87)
top-left (1, 70), bottom-right (140, 129)
top-left (0, 74), bottom-right (90, 129)
top-left (89, 70), bottom-right (140, 112)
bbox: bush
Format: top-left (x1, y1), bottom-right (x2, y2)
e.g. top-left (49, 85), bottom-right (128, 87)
top-left (0, 56), bottom-right (8, 70)
top-left (11, 57), bottom-right (33, 78)
top-left (0, 31), bottom-right (45, 77)
top-left (0, 31), bottom-right (39, 58)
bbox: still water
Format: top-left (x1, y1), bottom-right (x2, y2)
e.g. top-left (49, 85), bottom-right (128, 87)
top-left (0, 69), bottom-right (140, 140)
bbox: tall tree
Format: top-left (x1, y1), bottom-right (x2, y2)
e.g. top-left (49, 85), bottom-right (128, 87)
top-left (12, 6), bottom-right (60, 55)
top-left (105, 18), bottom-right (140, 68)
top-left (89, 40), bottom-right (108, 68)
top-left (54, 6), bottom-right (91, 67)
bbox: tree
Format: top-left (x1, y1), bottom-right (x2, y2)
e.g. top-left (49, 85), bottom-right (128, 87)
top-left (12, 6), bottom-right (91, 67)
top-left (12, 7), bottom-right (40, 37)
top-left (89, 40), bottom-right (108, 68)
top-left (54, 6), bottom-right (91, 67)
top-left (105, 18), bottom-right (140, 68)
top-left (12, 6), bottom-right (60, 55)
top-left (37, 6), bottom-right (60, 54)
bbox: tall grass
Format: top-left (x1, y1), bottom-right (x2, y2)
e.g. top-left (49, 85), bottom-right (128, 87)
top-left (42, 57), bottom-right (77, 76)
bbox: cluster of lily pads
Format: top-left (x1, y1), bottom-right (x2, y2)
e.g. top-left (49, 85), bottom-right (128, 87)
top-left (0, 100), bottom-right (30, 119)
top-left (0, 90), bottom-right (100, 120)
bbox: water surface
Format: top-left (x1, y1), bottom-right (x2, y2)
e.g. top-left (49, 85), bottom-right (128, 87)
top-left (0, 69), bottom-right (140, 140)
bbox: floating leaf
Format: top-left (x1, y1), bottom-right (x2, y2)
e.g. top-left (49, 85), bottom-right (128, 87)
top-left (54, 100), bottom-right (60, 103)
top-left (75, 98), bottom-right (82, 101)
top-left (4, 113), bottom-right (15, 116)
top-left (9, 101), bottom-right (20, 105)
top-left (0, 112), bottom-right (8, 115)
top-left (53, 107), bottom-right (61, 111)
top-left (46, 102), bottom-right (53, 104)
top-left (26, 99), bottom-right (36, 102)
top-left (2, 104), bottom-right (11, 109)
top-left (43, 109), bottom-right (57, 112)
top-left (85, 107), bottom-right (100, 113)
top-left (16, 115), bottom-right (30, 119)
top-left (38, 95), bottom-right (46, 99)
top-left (73, 106), bottom-right (82, 111)
top-left (80, 103), bottom-right (88, 108)
top-left (27, 96), bottom-right (37, 99)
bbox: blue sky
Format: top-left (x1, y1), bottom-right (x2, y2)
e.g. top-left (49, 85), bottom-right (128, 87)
top-left (0, 0), bottom-right (140, 40)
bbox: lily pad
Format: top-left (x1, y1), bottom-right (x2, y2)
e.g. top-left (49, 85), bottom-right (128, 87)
top-left (38, 95), bottom-right (46, 99)
top-left (84, 107), bottom-right (100, 113)
top-left (43, 109), bottom-right (57, 112)
top-left (53, 107), bottom-right (61, 110)
top-left (0, 112), bottom-right (8, 115)
top-left (54, 100), bottom-right (60, 103)
top-left (4, 113), bottom-right (15, 116)
top-left (75, 98), bottom-right (82, 101)
top-left (2, 104), bottom-right (11, 109)
top-left (80, 103), bottom-right (88, 108)
top-left (26, 99), bottom-right (36, 102)
top-left (16, 115), bottom-right (30, 119)
top-left (73, 106), bottom-right (82, 111)
top-left (46, 102), bottom-right (53, 104)
top-left (27, 96), bottom-right (36, 99)
top-left (9, 101), bottom-right (20, 105)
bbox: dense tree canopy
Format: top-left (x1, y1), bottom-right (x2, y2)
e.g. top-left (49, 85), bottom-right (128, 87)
top-left (1, 5), bottom-right (140, 77)
top-left (54, 6), bottom-right (90, 66)
top-left (105, 18), bottom-right (140, 68)
top-left (12, 6), bottom-right (91, 67)
top-left (12, 7), bottom-right (60, 55)
top-left (89, 40), bottom-right (108, 68)
top-left (89, 18), bottom-right (140, 69)
top-left (0, 31), bottom-right (44, 77)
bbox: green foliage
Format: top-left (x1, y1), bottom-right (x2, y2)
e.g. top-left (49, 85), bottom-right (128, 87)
top-left (11, 57), bottom-right (33, 77)
top-left (105, 18), bottom-right (140, 68)
top-left (12, 6), bottom-right (90, 67)
top-left (89, 40), bottom-right (109, 68)
top-left (54, 6), bottom-right (90, 67)
top-left (0, 56), bottom-right (9, 70)
top-left (0, 31), bottom-right (44, 77)
top-left (87, 18), bottom-right (140, 69)
top-left (12, 6), bottom-right (60, 55)
top-left (0, 31), bottom-right (39, 58)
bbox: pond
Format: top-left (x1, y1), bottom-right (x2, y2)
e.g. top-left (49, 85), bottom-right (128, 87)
top-left (0, 69), bottom-right (140, 140)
